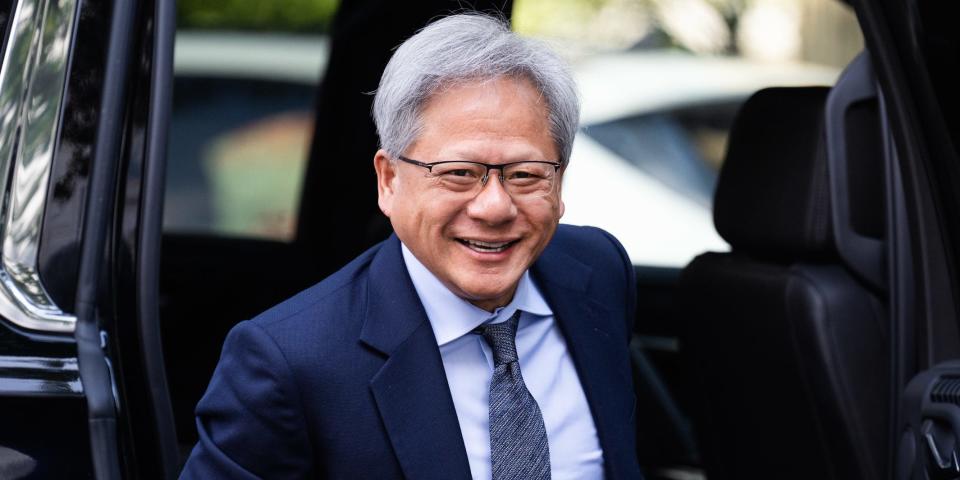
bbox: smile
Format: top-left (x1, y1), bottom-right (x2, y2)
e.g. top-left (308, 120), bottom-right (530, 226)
top-left (456, 238), bottom-right (519, 253)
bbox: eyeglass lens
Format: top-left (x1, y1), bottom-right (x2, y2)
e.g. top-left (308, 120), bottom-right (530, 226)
top-left (430, 162), bottom-right (557, 196)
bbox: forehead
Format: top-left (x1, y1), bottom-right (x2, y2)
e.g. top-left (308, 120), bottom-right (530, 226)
top-left (411, 76), bottom-right (556, 161)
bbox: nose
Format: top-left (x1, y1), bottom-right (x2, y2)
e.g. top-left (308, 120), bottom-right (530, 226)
top-left (465, 173), bottom-right (518, 225)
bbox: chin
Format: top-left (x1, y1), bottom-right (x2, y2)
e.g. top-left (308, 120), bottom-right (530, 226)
top-left (454, 277), bottom-right (517, 305)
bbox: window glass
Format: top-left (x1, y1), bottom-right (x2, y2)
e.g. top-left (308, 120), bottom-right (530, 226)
top-left (165, 1), bottom-right (337, 241)
top-left (514, 0), bottom-right (862, 266)
top-left (0, 2), bottom-right (10, 47)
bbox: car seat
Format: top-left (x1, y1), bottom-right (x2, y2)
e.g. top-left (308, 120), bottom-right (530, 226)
top-left (677, 57), bottom-right (891, 480)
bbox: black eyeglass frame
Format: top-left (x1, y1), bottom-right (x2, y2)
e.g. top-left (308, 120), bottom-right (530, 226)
top-left (396, 155), bottom-right (563, 186)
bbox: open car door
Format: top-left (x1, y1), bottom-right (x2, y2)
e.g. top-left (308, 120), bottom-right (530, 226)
top-left (841, 0), bottom-right (960, 479)
top-left (0, 0), bottom-right (178, 478)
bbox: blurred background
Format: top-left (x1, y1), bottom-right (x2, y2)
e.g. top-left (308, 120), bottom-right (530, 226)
top-left (166, 0), bottom-right (862, 267)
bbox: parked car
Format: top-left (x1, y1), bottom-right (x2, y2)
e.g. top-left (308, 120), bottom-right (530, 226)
top-left (0, 0), bottom-right (958, 479)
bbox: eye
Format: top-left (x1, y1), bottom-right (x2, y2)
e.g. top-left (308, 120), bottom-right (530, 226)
top-left (506, 163), bottom-right (552, 182)
top-left (433, 162), bottom-right (484, 180)
top-left (508, 170), bottom-right (541, 180)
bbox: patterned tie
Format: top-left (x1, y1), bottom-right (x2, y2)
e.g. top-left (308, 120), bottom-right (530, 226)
top-left (477, 310), bottom-right (551, 480)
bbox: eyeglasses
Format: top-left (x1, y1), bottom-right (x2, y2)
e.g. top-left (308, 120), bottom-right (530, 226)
top-left (396, 155), bottom-right (562, 198)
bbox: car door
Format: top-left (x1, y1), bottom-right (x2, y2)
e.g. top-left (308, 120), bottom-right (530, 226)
top-left (852, 0), bottom-right (960, 478)
top-left (0, 0), bottom-right (177, 478)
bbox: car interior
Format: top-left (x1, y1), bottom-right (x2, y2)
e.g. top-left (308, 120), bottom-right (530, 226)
top-left (153, 0), bottom-right (916, 478)
top-left (679, 75), bottom-right (890, 478)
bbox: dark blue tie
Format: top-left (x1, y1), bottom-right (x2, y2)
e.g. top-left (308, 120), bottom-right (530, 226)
top-left (478, 310), bottom-right (551, 480)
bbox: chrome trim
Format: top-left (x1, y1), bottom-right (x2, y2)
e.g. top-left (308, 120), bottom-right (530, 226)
top-left (0, 0), bottom-right (80, 333)
top-left (0, 355), bottom-right (83, 395)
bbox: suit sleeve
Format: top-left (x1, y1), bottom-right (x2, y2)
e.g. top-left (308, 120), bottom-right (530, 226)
top-left (180, 320), bottom-right (313, 479)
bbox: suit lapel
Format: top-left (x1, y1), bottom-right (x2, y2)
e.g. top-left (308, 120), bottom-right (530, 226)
top-left (360, 236), bottom-right (472, 479)
top-left (532, 247), bottom-right (636, 480)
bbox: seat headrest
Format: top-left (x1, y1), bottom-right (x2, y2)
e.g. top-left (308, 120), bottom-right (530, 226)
top-left (714, 87), bottom-right (833, 259)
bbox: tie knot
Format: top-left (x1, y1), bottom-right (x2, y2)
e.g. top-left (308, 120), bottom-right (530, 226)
top-left (478, 310), bottom-right (521, 366)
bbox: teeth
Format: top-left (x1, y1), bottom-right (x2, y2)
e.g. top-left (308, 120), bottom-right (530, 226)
top-left (470, 240), bottom-right (508, 248)
top-left (461, 239), bottom-right (514, 252)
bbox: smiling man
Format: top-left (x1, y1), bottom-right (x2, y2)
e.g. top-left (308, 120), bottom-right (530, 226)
top-left (182, 14), bottom-right (642, 480)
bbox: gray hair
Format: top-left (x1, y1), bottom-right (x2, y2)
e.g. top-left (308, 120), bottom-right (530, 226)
top-left (373, 13), bottom-right (580, 164)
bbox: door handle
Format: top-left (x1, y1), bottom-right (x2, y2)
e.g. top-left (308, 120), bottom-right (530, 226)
top-left (923, 419), bottom-right (960, 477)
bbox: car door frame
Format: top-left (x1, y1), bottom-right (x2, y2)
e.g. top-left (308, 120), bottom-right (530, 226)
top-left (0, 0), bottom-right (178, 478)
top-left (849, 0), bottom-right (960, 478)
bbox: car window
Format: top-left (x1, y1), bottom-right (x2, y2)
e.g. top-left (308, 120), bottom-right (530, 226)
top-left (164, 3), bottom-right (335, 242)
top-left (0, 3), bottom-right (10, 45)
top-left (513, 0), bottom-right (862, 266)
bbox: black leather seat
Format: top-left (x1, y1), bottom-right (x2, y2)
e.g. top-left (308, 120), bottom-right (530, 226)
top-left (678, 86), bottom-right (890, 480)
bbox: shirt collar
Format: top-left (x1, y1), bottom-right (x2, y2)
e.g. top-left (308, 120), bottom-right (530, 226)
top-left (400, 243), bottom-right (552, 346)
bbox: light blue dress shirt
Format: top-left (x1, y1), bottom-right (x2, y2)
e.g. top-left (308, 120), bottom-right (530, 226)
top-left (401, 244), bottom-right (605, 480)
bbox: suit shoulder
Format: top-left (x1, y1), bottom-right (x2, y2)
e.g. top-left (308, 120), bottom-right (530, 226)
top-left (550, 225), bottom-right (636, 339)
top-left (551, 224), bottom-right (631, 269)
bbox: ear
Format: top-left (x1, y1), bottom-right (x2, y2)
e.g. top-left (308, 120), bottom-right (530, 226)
top-left (374, 149), bottom-right (398, 217)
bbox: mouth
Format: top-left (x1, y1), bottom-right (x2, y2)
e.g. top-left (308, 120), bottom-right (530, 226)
top-left (456, 238), bottom-right (520, 254)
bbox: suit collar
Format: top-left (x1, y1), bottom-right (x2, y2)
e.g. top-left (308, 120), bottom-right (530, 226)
top-left (400, 242), bottom-right (552, 346)
top-left (532, 242), bottom-right (638, 480)
top-left (360, 233), bottom-right (636, 479)
top-left (358, 234), bottom-right (428, 356)
top-left (360, 235), bottom-right (473, 479)
top-left (360, 234), bottom-right (586, 354)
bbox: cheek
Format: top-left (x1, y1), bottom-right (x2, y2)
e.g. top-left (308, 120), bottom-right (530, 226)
top-left (426, 199), bottom-right (469, 227)
top-left (387, 190), bottom-right (424, 240)
top-left (402, 195), bottom-right (462, 241)
top-left (528, 200), bottom-right (563, 228)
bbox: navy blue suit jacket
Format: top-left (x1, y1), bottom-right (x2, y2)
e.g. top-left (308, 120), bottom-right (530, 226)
top-left (181, 225), bottom-right (642, 479)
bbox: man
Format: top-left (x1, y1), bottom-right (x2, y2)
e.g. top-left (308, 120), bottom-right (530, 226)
top-left (181, 13), bottom-right (641, 480)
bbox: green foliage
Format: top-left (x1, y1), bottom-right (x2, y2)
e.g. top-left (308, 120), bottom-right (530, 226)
top-left (178, 0), bottom-right (339, 32)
